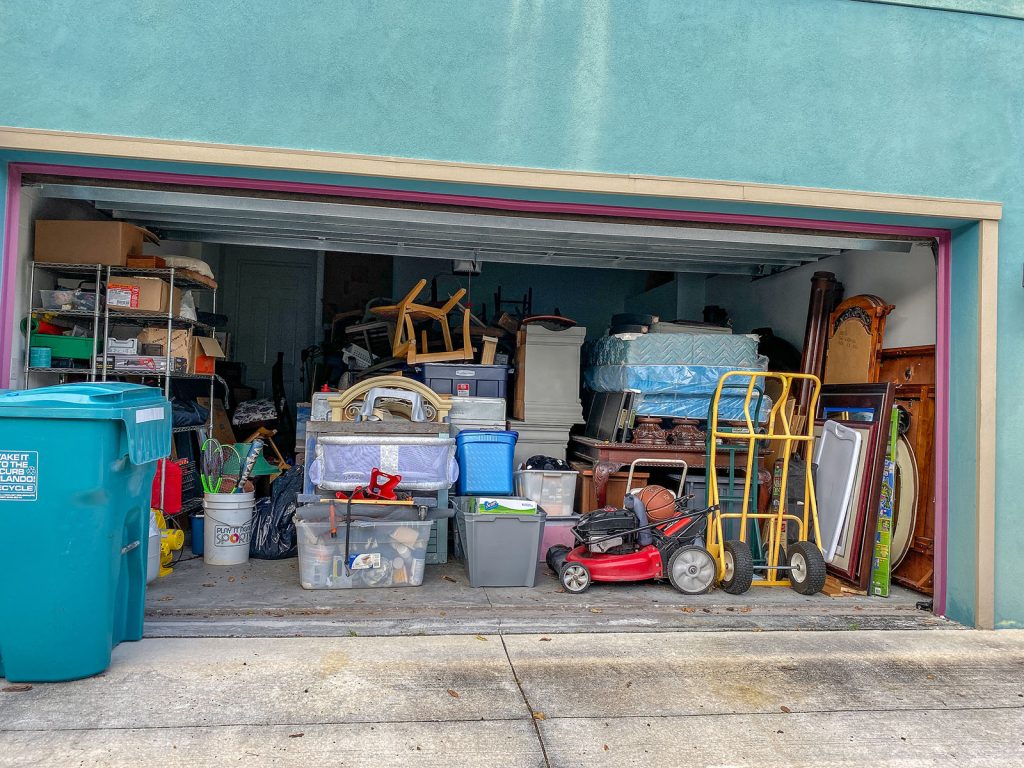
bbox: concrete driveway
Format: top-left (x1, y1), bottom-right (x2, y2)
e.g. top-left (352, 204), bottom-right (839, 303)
top-left (2, 629), bottom-right (1023, 767)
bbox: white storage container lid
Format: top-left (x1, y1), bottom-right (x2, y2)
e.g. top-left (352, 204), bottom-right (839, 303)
top-left (448, 396), bottom-right (506, 422)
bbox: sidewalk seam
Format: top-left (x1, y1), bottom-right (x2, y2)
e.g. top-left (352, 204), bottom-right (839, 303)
top-left (500, 635), bottom-right (552, 768)
top-left (3, 703), bottom-right (1023, 734)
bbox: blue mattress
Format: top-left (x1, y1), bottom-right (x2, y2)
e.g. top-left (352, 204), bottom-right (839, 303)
top-left (586, 362), bottom-right (767, 395)
top-left (635, 392), bottom-right (773, 422)
top-left (585, 332), bottom-right (771, 423)
top-left (587, 333), bottom-right (762, 368)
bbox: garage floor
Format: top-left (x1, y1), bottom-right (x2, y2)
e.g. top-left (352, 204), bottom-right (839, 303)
top-left (145, 556), bottom-right (954, 637)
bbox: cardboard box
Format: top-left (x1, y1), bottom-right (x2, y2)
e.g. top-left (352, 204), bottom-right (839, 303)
top-left (34, 221), bottom-right (158, 266)
top-left (126, 256), bottom-right (166, 269)
top-left (214, 331), bottom-right (231, 358)
top-left (190, 336), bottom-right (225, 375)
top-left (466, 497), bottom-right (538, 515)
top-left (137, 328), bottom-right (191, 361)
top-left (107, 277), bottom-right (182, 315)
top-left (106, 336), bottom-right (139, 355)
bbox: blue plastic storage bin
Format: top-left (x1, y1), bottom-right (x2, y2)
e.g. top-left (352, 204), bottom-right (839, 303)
top-left (0, 383), bottom-right (170, 682)
top-left (455, 430), bottom-right (518, 495)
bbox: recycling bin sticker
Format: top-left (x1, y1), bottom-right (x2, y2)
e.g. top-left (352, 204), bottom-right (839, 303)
top-left (0, 451), bottom-right (38, 500)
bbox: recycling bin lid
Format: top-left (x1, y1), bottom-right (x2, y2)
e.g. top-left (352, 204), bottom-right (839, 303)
top-left (0, 382), bottom-right (167, 415)
top-left (0, 383), bottom-right (170, 465)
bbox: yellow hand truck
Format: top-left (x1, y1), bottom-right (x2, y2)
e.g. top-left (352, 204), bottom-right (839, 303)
top-left (706, 371), bottom-right (826, 595)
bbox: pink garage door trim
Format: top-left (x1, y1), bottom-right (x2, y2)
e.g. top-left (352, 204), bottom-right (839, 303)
top-left (0, 161), bottom-right (952, 615)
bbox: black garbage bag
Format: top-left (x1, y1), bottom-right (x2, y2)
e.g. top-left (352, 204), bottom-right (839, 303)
top-left (171, 398), bottom-right (209, 428)
top-left (521, 455), bottom-right (572, 471)
top-left (250, 466), bottom-right (303, 559)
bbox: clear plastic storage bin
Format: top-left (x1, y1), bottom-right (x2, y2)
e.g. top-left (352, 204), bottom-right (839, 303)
top-left (513, 469), bottom-right (579, 516)
top-left (296, 510), bottom-right (433, 589)
top-left (39, 289), bottom-right (99, 312)
top-left (448, 397), bottom-right (506, 423)
top-left (448, 396), bottom-right (507, 436)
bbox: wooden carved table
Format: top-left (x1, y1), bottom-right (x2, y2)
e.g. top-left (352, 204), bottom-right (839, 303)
top-left (571, 436), bottom-right (768, 508)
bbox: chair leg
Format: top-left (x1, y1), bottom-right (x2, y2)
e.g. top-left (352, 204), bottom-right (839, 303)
top-left (481, 335), bottom-right (497, 365)
top-left (462, 308), bottom-right (474, 359)
top-left (440, 314), bottom-right (455, 352)
top-left (403, 315), bottom-right (418, 363)
top-left (391, 311), bottom-right (410, 358)
top-left (420, 329), bottom-right (429, 354)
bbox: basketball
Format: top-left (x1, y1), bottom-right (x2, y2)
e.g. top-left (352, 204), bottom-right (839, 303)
top-left (636, 484), bottom-right (677, 522)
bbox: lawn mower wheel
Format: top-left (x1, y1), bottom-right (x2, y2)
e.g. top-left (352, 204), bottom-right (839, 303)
top-left (560, 562), bottom-right (592, 594)
top-left (668, 545), bottom-right (716, 595)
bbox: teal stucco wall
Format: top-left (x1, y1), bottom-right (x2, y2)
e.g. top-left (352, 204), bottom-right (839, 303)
top-left (1, 0), bottom-right (1022, 624)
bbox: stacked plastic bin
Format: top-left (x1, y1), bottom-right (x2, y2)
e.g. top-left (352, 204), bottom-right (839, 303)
top-left (513, 468), bottom-right (581, 561)
top-left (294, 503), bottom-right (436, 589)
top-left (302, 420), bottom-right (458, 571)
top-left (454, 429), bottom-right (547, 587)
top-left (454, 496), bottom-right (547, 587)
top-left (455, 430), bottom-right (517, 495)
top-left (447, 396), bottom-right (507, 436)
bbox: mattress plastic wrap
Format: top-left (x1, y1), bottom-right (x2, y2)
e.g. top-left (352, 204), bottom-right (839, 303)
top-left (635, 392), bottom-right (773, 422)
top-left (584, 332), bottom-right (771, 423)
top-left (587, 333), bottom-right (762, 368)
top-left (585, 362), bottom-right (768, 395)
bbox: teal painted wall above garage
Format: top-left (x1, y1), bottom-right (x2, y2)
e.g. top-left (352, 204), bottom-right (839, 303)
top-left (0, 0), bottom-right (1019, 201)
top-left (854, 0), bottom-right (1024, 19)
top-left (1, 1), bottom-right (1023, 625)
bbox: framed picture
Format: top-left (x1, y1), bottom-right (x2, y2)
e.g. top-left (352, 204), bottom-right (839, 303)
top-left (817, 383), bottom-right (895, 590)
top-left (820, 422), bottom-right (871, 571)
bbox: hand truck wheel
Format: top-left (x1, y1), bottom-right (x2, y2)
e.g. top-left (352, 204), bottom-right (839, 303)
top-left (787, 540), bottom-right (827, 595)
top-left (721, 539), bottom-right (754, 595)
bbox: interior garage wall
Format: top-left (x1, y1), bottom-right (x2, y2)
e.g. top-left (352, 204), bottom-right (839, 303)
top-left (392, 257), bottom-right (647, 339)
top-left (630, 273), bottom-right (708, 324)
top-left (392, 259), bottom-right (709, 338)
top-left (8, 187), bottom-right (105, 388)
top-left (705, 245), bottom-right (937, 349)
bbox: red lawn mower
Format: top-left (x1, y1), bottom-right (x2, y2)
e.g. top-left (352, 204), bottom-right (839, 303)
top-left (546, 459), bottom-right (719, 595)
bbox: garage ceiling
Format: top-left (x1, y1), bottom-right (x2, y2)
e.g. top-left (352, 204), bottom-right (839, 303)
top-left (32, 183), bottom-right (924, 276)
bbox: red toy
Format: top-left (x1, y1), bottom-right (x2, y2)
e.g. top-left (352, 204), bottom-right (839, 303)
top-left (546, 496), bottom-right (718, 595)
top-left (334, 468), bottom-right (402, 501)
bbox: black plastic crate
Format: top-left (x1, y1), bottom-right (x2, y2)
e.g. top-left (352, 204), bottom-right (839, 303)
top-left (416, 363), bottom-right (509, 399)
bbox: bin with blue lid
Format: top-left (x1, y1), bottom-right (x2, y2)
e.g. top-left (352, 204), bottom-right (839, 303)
top-left (455, 430), bottom-right (518, 495)
top-left (0, 383), bottom-right (170, 682)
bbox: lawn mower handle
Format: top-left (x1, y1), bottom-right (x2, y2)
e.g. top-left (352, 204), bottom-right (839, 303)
top-left (576, 504), bottom-right (719, 548)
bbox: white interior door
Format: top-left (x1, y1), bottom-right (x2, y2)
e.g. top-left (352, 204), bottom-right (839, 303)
top-left (226, 248), bottom-right (319, 408)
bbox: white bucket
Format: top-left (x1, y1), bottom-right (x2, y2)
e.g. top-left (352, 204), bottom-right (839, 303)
top-left (203, 491), bottom-right (255, 566)
top-left (147, 532), bottom-right (161, 583)
top-left (146, 510), bottom-right (160, 584)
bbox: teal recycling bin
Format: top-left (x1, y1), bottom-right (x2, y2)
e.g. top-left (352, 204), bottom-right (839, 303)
top-left (0, 383), bottom-right (170, 682)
